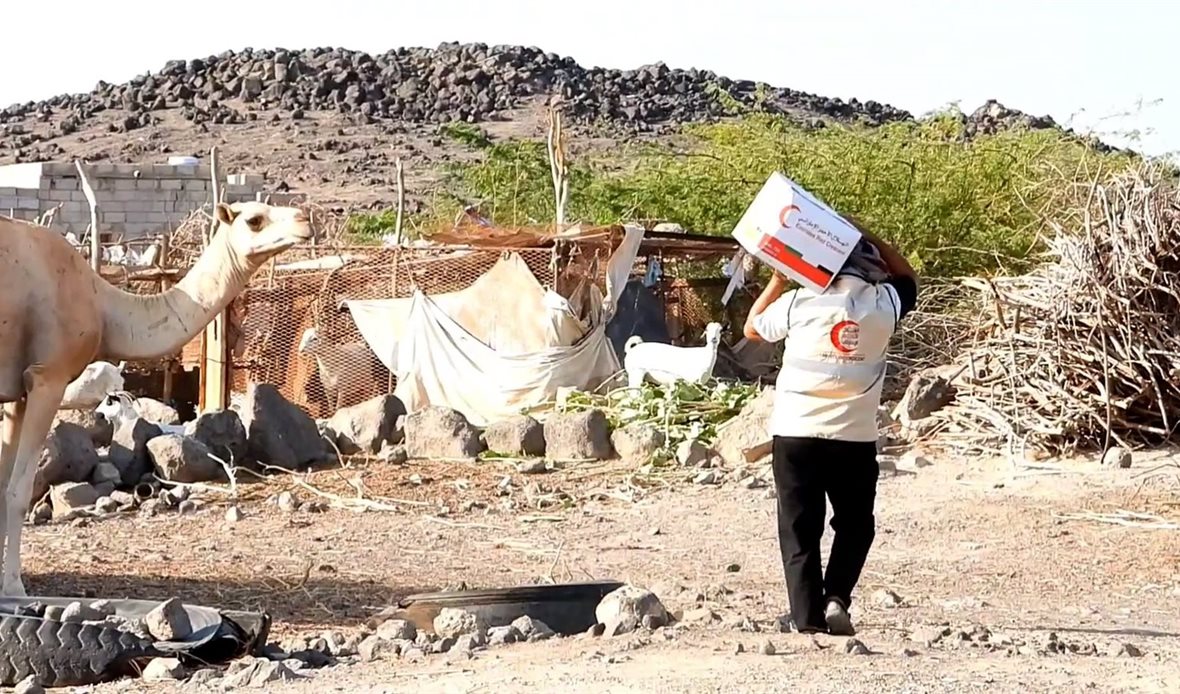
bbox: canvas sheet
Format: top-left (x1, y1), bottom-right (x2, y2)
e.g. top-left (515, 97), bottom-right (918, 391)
top-left (343, 225), bottom-right (644, 424)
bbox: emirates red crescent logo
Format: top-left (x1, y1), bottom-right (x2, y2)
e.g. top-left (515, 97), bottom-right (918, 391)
top-left (830, 320), bottom-right (860, 354)
top-left (779, 204), bottom-right (800, 228)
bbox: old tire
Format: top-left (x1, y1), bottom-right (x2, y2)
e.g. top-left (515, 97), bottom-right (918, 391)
top-left (0, 614), bottom-right (161, 688)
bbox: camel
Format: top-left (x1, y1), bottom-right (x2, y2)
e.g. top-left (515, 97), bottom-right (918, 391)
top-left (0, 200), bottom-right (312, 596)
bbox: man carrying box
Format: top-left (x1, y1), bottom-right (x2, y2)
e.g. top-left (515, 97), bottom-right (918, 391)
top-left (742, 221), bottom-right (918, 636)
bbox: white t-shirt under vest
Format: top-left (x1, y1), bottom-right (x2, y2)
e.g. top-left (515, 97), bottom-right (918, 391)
top-left (753, 275), bottom-right (903, 443)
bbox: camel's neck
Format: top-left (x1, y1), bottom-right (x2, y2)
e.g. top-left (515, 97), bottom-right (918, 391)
top-left (97, 235), bottom-right (252, 360)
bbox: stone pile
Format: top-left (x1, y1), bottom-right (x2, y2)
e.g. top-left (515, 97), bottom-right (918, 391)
top-left (0, 43), bottom-right (914, 142)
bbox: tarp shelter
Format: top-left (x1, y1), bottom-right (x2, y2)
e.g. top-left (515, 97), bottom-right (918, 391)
top-left (344, 225), bottom-right (645, 425)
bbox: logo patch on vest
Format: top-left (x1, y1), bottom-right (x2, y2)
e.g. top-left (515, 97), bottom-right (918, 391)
top-left (830, 320), bottom-right (860, 354)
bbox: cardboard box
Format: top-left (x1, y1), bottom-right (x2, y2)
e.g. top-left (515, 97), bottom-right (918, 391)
top-left (732, 172), bottom-right (862, 294)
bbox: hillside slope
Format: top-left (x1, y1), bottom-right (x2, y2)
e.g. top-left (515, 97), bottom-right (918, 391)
top-left (0, 42), bottom-right (1064, 209)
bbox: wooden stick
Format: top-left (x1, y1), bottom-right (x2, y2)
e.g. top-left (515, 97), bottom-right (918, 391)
top-left (394, 157), bottom-right (405, 245)
top-left (74, 160), bottom-right (101, 272)
top-left (206, 146), bottom-right (222, 247)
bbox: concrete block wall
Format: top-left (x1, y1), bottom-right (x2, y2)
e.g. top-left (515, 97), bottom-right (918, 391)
top-left (0, 162), bottom-right (269, 240)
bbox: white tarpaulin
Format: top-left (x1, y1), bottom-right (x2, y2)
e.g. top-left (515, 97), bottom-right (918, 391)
top-left (343, 224), bottom-right (645, 424)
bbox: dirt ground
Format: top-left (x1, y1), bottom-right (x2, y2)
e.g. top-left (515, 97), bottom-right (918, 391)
top-left (22, 447), bottom-right (1180, 693)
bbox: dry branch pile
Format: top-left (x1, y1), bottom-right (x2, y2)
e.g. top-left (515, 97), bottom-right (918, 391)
top-left (930, 165), bottom-right (1180, 455)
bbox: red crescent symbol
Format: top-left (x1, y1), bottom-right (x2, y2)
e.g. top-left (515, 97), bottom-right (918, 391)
top-left (779, 204), bottom-right (800, 228)
top-left (830, 320), bottom-right (859, 354)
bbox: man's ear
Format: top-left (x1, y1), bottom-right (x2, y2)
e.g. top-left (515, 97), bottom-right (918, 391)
top-left (216, 202), bottom-right (236, 226)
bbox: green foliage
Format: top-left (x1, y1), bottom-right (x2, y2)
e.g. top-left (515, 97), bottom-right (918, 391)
top-left (433, 111), bottom-right (1139, 277)
top-left (562, 379), bottom-right (760, 464)
top-left (343, 209), bottom-right (401, 243)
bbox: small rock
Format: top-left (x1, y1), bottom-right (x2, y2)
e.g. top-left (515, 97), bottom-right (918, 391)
top-left (845, 638), bottom-right (871, 655)
top-left (225, 505), bottom-right (244, 523)
top-left (43, 605), bottom-right (65, 621)
top-left (725, 563), bottom-right (741, 573)
top-left (517, 459), bottom-right (548, 474)
top-left (543, 409), bottom-right (613, 460)
top-left (375, 618), bottom-right (417, 641)
top-left (740, 476), bottom-right (767, 489)
top-left (358, 635), bottom-right (393, 662)
top-left (221, 658), bottom-right (303, 688)
top-left (871, 588), bottom-right (903, 608)
top-left (902, 452), bottom-right (933, 469)
top-left (512, 615), bottom-right (555, 641)
top-left (899, 647), bottom-right (919, 657)
top-left (32, 503), bottom-right (52, 523)
top-left (641, 614), bottom-right (665, 631)
top-left (454, 632), bottom-right (486, 652)
top-left (61, 601), bottom-right (106, 622)
top-left (489, 625), bottom-right (524, 645)
top-left (88, 599), bottom-right (115, 618)
top-left (431, 636), bottom-right (456, 654)
top-left (110, 490), bottom-right (135, 507)
top-left (1117, 642), bottom-right (1143, 657)
top-left (1102, 447), bottom-right (1132, 469)
top-left (327, 394), bottom-right (406, 454)
top-left (142, 657), bottom-right (185, 681)
top-left (482, 414), bottom-right (546, 457)
top-left (14, 675), bottom-right (45, 694)
top-left (178, 499), bottom-right (200, 515)
top-left (94, 496), bottom-right (120, 514)
top-left (433, 608), bottom-right (488, 639)
top-left (404, 406), bottom-right (485, 459)
top-left (188, 668), bottom-right (222, 686)
top-left (276, 491), bottom-right (299, 512)
top-left (584, 623), bottom-right (605, 638)
top-left (596, 585), bottom-right (669, 637)
top-left (759, 640), bottom-right (776, 655)
top-left (693, 470), bottom-right (719, 485)
top-left (682, 607), bottom-right (720, 623)
top-left (147, 435), bottom-right (224, 483)
top-left (145, 597), bottom-right (192, 641)
top-left (910, 626), bottom-right (949, 645)
top-left (402, 647), bottom-right (426, 662)
top-left (610, 423), bottom-right (665, 465)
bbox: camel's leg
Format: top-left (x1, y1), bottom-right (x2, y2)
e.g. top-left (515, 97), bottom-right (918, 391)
top-left (0, 401), bottom-right (24, 596)
top-left (2, 368), bottom-right (67, 596)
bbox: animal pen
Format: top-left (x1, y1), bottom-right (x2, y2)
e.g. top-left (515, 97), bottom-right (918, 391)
top-left (219, 225), bottom-right (745, 420)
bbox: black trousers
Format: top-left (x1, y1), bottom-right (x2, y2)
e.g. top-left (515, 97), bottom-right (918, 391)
top-left (770, 435), bottom-right (880, 632)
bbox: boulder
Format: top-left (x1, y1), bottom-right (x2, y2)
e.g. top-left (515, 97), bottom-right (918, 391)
top-left (675, 439), bottom-right (710, 467)
top-left (404, 407), bottom-right (485, 459)
top-left (53, 409), bottom-right (114, 448)
top-left (1102, 446), bottom-right (1132, 468)
top-left (107, 418), bottom-right (162, 486)
top-left (543, 410), bottom-right (613, 460)
top-left (610, 423), bottom-right (665, 464)
top-left (184, 410), bottom-right (248, 466)
top-left (90, 462), bottom-right (123, 487)
top-left (49, 482), bottom-right (99, 519)
top-left (893, 368), bottom-right (957, 426)
top-left (595, 584), bottom-right (668, 636)
top-left (135, 397), bottom-right (181, 425)
top-left (713, 386), bottom-right (774, 467)
top-left (481, 415), bottom-right (545, 457)
top-left (34, 422), bottom-right (100, 502)
top-left (433, 608), bottom-right (488, 639)
top-left (239, 384), bottom-right (332, 470)
top-left (148, 435), bottom-right (224, 483)
top-left (327, 395), bottom-right (406, 455)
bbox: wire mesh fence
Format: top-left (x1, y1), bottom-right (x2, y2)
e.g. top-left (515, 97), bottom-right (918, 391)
top-left (231, 245), bottom-right (559, 419)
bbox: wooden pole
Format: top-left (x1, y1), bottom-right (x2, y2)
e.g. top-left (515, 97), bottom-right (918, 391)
top-left (74, 160), bottom-right (101, 272)
top-left (394, 157), bottom-right (405, 245)
top-left (200, 147), bottom-right (230, 413)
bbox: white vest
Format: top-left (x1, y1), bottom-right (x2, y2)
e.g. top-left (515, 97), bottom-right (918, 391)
top-left (774, 276), bottom-right (899, 399)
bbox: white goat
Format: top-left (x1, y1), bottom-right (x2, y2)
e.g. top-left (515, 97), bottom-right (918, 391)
top-left (298, 327), bottom-right (378, 411)
top-left (95, 392), bottom-right (186, 435)
top-left (624, 322), bottom-right (724, 389)
top-left (60, 360), bottom-right (127, 410)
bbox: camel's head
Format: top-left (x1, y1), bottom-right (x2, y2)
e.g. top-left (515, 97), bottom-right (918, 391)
top-left (298, 327), bottom-right (319, 355)
top-left (216, 201), bottom-right (313, 265)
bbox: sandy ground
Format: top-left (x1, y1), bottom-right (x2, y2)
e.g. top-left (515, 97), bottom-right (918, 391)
top-left (21, 447), bottom-right (1180, 693)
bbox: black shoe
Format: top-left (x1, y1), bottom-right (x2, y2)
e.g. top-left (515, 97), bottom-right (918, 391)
top-left (824, 598), bottom-right (855, 636)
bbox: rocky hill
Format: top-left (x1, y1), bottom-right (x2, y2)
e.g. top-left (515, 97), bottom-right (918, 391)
top-left (0, 42), bottom-right (1067, 209)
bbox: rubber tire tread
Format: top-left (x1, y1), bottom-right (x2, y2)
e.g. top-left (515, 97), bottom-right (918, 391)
top-left (0, 614), bottom-right (161, 687)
